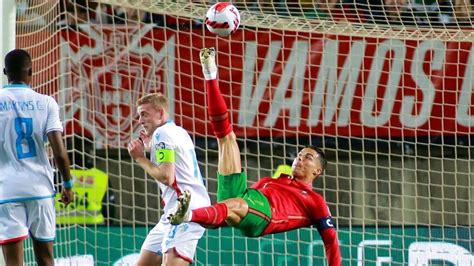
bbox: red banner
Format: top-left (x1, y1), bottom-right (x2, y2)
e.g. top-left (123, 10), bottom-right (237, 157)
top-left (58, 25), bottom-right (474, 147)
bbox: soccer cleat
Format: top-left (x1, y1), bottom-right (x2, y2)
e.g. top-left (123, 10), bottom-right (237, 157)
top-left (169, 190), bottom-right (191, 225)
top-left (200, 47), bottom-right (217, 80)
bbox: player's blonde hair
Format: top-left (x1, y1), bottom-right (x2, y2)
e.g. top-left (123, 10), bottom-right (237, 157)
top-left (136, 93), bottom-right (169, 112)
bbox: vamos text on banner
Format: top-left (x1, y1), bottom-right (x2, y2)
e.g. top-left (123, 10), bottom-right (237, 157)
top-left (55, 26), bottom-right (474, 147)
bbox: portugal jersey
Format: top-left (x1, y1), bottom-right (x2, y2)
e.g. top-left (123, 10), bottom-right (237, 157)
top-left (150, 120), bottom-right (211, 222)
top-left (252, 174), bottom-right (341, 265)
top-left (0, 84), bottom-right (63, 203)
top-left (252, 175), bottom-right (334, 234)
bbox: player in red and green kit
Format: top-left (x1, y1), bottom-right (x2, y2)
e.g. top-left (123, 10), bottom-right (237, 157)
top-left (169, 48), bottom-right (341, 266)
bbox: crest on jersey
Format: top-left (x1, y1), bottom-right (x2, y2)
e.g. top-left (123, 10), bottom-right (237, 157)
top-left (156, 141), bottom-right (168, 150)
top-left (59, 24), bottom-right (175, 148)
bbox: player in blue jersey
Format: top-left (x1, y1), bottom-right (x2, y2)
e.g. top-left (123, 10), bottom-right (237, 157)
top-left (0, 49), bottom-right (74, 266)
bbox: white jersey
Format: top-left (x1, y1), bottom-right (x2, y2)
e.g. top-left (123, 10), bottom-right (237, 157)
top-left (150, 120), bottom-right (210, 222)
top-left (0, 84), bottom-right (63, 203)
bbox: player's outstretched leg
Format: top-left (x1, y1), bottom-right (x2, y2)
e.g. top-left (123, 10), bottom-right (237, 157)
top-left (170, 196), bottom-right (234, 228)
top-left (169, 190), bottom-right (191, 225)
top-left (200, 48), bottom-right (241, 175)
top-left (200, 48), bottom-right (233, 138)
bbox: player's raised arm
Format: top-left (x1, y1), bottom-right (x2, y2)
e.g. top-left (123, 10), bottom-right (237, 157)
top-left (128, 135), bottom-right (176, 186)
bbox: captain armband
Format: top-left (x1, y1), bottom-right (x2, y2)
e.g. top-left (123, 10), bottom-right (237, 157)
top-left (155, 149), bottom-right (176, 163)
top-left (315, 216), bottom-right (335, 232)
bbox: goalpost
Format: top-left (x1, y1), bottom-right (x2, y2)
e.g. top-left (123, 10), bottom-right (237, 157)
top-left (1, 0), bottom-right (16, 86)
top-left (13, 0), bottom-right (474, 265)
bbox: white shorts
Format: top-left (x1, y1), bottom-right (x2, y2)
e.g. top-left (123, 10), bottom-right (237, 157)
top-left (141, 218), bottom-right (205, 263)
top-left (0, 198), bottom-right (55, 244)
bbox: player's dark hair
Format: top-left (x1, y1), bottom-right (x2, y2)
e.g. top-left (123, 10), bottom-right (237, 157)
top-left (4, 49), bottom-right (32, 82)
top-left (306, 145), bottom-right (327, 172)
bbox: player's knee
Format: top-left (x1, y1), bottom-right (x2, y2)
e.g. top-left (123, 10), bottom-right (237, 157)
top-left (32, 241), bottom-right (54, 266)
top-left (224, 198), bottom-right (248, 221)
top-left (35, 256), bottom-right (54, 266)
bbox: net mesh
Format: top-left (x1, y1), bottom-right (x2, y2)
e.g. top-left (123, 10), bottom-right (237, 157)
top-left (11, 0), bottom-right (474, 265)
top-left (94, 0), bottom-right (474, 41)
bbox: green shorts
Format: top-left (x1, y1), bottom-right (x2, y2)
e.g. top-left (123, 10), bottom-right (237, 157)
top-left (216, 172), bottom-right (272, 237)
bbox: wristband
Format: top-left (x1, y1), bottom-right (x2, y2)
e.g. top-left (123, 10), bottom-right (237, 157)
top-left (63, 179), bottom-right (74, 189)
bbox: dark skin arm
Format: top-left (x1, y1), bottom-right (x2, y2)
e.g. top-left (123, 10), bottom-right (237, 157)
top-left (47, 131), bottom-right (73, 205)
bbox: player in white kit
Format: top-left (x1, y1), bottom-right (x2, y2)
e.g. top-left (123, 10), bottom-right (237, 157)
top-left (0, 49), bottom-right (74, 265)
top-left (128, 93), bottom-right (211, 265)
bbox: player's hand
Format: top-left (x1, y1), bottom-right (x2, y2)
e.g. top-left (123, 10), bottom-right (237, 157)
top-left (59, 188), bottom-right (74, 206)
top-left (139, 129), bottom-right (151, 152)
top-left (128, 138), bottom-right (146, 160)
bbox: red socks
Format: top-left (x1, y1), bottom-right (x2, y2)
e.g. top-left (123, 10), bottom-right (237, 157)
top-left (191, 202), bottom-right (228, 227)
top-left (206, 79), bottom-right (232, 138)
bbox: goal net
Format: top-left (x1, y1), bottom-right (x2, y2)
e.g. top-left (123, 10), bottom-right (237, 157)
top-left (13, 0), bottom-right (474, 265)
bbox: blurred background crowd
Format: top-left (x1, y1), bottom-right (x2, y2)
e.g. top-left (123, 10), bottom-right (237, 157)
top-left (27, 0), bottom-right (472, 29)
top-left (248, 0), bottom-right (474, 27)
